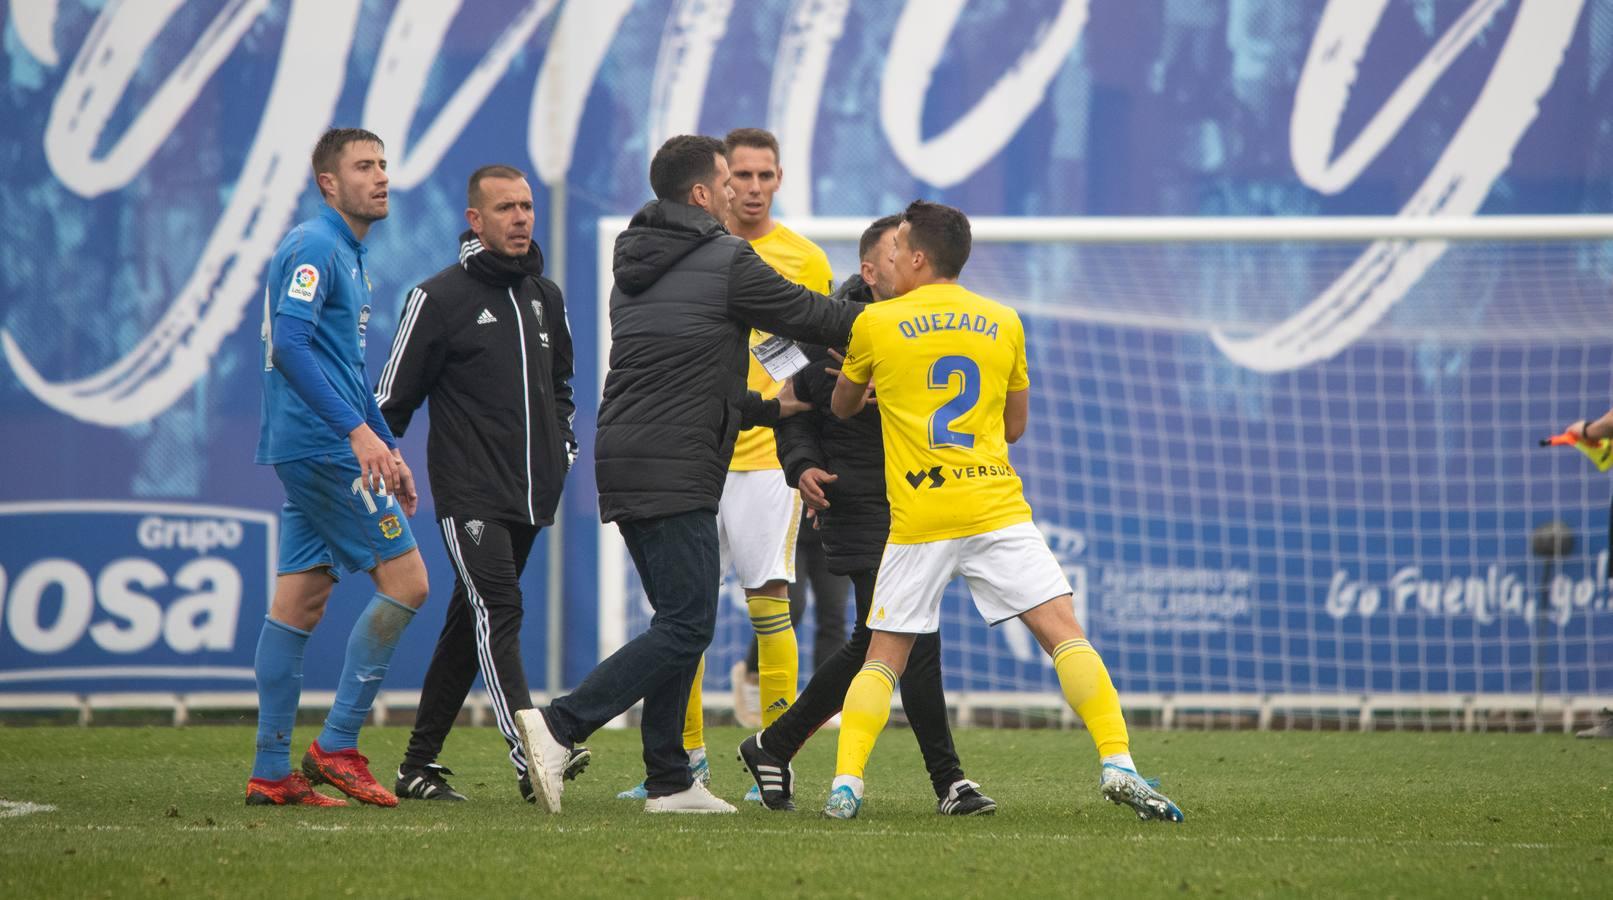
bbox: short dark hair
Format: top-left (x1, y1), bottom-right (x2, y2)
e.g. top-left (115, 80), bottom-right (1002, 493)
top-left (723, 127), bottom-right (780, 164)
top-left (858, 214), bottom-right (902, 261)
top-left (649, 134), bottom-right (725, 201)
top-left (901, 200), bottom-right (971, 279)
top-left (467, 164), bottom-right (527, 208)
top-left (311, 128), bottom-right (384, 196)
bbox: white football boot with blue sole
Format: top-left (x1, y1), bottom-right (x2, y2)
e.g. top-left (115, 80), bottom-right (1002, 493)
top-left (1099, 763), bottom-right (1184, 823)
top-left (822, 784), bottom-right (862, 820)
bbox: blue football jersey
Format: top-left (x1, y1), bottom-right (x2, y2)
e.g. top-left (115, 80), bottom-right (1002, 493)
top-left (255, 205), bottom-right (378, 464)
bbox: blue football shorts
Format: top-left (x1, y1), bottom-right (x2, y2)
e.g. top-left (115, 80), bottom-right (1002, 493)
top-left (274, 452), bottom-right (418, 579)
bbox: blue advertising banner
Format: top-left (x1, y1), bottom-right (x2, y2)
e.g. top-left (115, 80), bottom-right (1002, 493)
top-left (0, 502), bottom-right (272, 691)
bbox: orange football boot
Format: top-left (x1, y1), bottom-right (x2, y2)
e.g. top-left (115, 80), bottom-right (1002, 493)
top-left (301, 741), bottom-right (398, 807)
top-left (245, 771), bottom-right (348, 807)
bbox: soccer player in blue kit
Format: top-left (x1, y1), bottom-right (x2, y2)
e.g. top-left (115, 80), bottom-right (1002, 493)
top-left (247, 128), bottom-right (430, 807)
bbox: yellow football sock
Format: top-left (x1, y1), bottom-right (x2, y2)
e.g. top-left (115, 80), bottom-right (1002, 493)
top-left (834, 661), bottom-right (897, 779)
top-left (1052, 638), bottom-right (1130, 758)
top-left (747, 595), bottom-right (798, 727)
top-left (683, 654), bottom-right (705, 752)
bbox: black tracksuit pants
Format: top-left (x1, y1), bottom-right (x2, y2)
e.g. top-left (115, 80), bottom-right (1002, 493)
top-left (403, 517), bottom-right (539, 781)
top-left (758, 568), bottom-right (965, 798)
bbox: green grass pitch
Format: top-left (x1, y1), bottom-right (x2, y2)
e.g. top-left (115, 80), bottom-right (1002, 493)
top-left (1, 724), bottom-right (1609, 898)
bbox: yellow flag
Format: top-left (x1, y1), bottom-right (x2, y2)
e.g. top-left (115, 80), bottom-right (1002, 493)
top-left (1574, 439), bottom-right (1613, 472)
top-left (1541, 432), bottom-right (1613, 472)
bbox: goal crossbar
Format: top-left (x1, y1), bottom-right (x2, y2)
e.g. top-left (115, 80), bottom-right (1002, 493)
top-left (601, 214), bottom-right (1613, 245)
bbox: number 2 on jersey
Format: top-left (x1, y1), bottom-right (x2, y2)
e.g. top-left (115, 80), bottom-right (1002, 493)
top-left (928, 355), bottom-right (980, 449)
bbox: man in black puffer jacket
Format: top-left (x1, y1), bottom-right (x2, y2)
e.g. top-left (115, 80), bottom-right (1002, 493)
top-left (738, 216), bottom-right (996, 816)
top-left (375, 165), bottom-right (577, 804)
top-left (516, 135), bottom-right (862, 814)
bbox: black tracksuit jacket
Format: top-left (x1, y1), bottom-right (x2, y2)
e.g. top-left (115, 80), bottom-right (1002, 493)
top-left (594, 200), bottom-right (863, 524)
top-left (774, 276), bottom-right (889, 575)
top-left (376, 232), bottom-right (576, 527)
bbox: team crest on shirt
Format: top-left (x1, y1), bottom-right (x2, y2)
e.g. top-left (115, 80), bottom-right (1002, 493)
top-left (378, 515), bottom-right (402, 540)
top-left (530, 299), bottom-right (543, 325)
top-left (287, 264), bottom-right (319, 301)
top-left (464, 519), bottom-right (485, 545)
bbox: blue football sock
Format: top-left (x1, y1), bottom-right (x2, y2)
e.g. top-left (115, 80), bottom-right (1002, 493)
top-left (253, 616), bottom-right (311, 780)
top-left (317, 593), bottom-right (416, 752)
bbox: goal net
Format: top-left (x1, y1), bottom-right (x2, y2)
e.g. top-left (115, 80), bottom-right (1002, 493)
top-left (596, 215), bottom-right (1613, 731)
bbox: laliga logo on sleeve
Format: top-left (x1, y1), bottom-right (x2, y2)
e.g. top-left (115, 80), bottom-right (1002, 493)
top-left (287, 264), bottom-right (319, 302)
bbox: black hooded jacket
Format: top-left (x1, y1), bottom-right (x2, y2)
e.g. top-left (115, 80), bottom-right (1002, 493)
top-left (774, 275), bottom-right (889, 574)
top-left (595, 200), bottom-right (863, 523)
top-left (376, 231), bottom-right (576, 527)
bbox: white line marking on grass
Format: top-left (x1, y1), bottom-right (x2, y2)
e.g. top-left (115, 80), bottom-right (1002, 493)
top-left (649, 827), bottom-right (1576, 853)
top-left (40, 821), bottom-right (1590, 853)
top-left (0, 800), bottom-right (57, 818)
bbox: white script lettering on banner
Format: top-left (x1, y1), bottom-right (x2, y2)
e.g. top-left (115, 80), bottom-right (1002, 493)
top-left (363, 0), bottom-right (560, 189)
top-left (1211, 0), bottom-right (1585, 372)
top-left (880, 0), bottom-right (1089, 189)
top-left (2, 0), bottom-right (363, 426)
top-left (3, 1), bottom-right (1588, 424)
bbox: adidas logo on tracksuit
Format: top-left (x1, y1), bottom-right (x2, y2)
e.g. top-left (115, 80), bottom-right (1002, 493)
top-left (476, 309), bottom-right (497, 325)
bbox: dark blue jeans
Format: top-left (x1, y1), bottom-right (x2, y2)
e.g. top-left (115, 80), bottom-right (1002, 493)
top-left (547, 509), bottom-right (719, 796)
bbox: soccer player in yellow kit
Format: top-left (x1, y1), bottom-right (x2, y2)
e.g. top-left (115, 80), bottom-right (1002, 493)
top-left (722, 127), bottom-right (834, 733)
top-left (619, 128), bottom-right (832, 800)
top-left (823, 201), bottom-right (1184, 823)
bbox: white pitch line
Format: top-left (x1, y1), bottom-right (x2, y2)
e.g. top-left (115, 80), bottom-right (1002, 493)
top-left (21, 820), bottom-right (1594, 854)
top-left (0, 800), bottom-right (58, 819)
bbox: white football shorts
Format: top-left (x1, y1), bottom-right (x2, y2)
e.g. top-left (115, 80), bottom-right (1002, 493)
top-left (868, 521), bottom-right (1073, 633)
top-left (718, 469), bottom-right (802, 589)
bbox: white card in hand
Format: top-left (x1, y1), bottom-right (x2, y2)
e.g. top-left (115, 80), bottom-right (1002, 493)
top-left (751, 334), bottom-right (811, 380)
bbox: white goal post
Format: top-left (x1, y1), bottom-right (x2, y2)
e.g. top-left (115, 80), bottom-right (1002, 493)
top-left (595, 214), bottom-right (1613, 732)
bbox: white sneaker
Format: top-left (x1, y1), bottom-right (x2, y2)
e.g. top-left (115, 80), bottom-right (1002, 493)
top-left (643, 781), bottom-right (737, 814)
top-left (730, 660), bottom-right (762, 729)
top-left (514, 708), bottom-right (568, 814)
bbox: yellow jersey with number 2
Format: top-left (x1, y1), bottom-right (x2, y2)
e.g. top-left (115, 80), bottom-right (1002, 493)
top-left (841, 282), bottom-right (1033, 544)
top-left (729, 223), bottom-right (834, 471)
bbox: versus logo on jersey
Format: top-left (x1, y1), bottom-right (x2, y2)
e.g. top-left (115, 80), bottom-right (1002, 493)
top-left (904, 463), bottom-right (1017, 490)
top-left (904, 466), bottom-right (946, 489)
top-left (287, 264), bottom-right (319, 302)
top-left (0, 501), bottom-right (274, 687)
